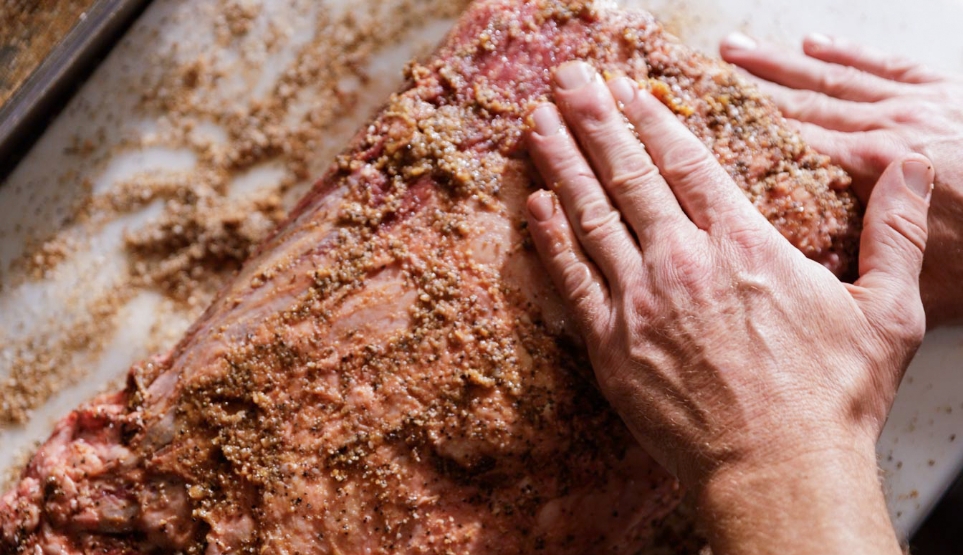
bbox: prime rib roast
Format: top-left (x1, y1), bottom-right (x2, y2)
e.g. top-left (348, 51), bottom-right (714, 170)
top-left (0, 0), bottom-right (861, 553)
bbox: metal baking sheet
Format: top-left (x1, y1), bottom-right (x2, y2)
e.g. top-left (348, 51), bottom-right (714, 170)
top-left (0, 0), bottom-right (152, 179)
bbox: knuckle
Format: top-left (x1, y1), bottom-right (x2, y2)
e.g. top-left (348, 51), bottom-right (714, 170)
top-left (559, 258), bottom-right (593, 297)
top-left (723, 224), bottom-right (776, 256)
top-left (594, 356), bottom-right (635, 402)
top-left (884, 99), bottom-right (926, 124)
top-left (577, 119), bottom-right (642, 167)
top-left (626, 329), bottom-right (657, 363)
top-left (819, 65), bottom-right (863, 96)
top-left (819, 66), bottom-right (878, 98)
top-left (857, 136), bottom-right (908, 174)
top-left (542, 224), bottom-right (572, 258)
top-left (886, 106), bottom-right (917, 125)
top-left (623, 283), bottom-right (656, 318)
top-left (531, 137), bottom-right (569, 172)
top-left (551, 153), bottom-right (592, 180)
top-left (793, 90), bottom-right (831, 117)
top-left (577, 199), bottom-right (621, 237)
top-left (561, 85), bottom-right (615, 124)
top-left (878, 299), bottom-right (926, 350)
top-left (883, 57), bottom-right (922, 81)
top-left (608, 162), bottom-right (663, 197)
top-left (901, 308), bottom-right (927, 347)
top-left (880, 209), bottom-right (928, 258)
top-left (660, 141), bottom-right (716, 185)
top-left (625, 92), bottom-right (664, 126)
top-left (552, 165), bottom-right (603, 201)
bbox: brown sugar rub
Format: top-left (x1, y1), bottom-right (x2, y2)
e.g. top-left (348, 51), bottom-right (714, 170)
top-left (0, 1), bottom-right (860, 553)
top-left (0, 0), bottom-right (478, 425)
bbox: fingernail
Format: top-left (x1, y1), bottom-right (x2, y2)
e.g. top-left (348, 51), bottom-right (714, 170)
top-left (529, 191), bottom-right (556, 222)
top-left (724, 32), bottom-right (757, 50)
top-left (609, 77), bottom-right (637, 106)
top-left (532, 104), bottom-right (561, 136)
top-left (902, 159), bottom-right (934, 200)
top-left (808, 33), bottom-right (833, 47)
top-left (555, 61), bottom-right (596, 90)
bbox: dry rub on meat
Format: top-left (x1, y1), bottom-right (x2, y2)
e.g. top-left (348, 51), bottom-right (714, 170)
top-left (0, 0), bottom-right (860, 553)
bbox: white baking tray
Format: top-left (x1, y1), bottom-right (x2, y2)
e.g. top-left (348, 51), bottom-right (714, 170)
top-left (2, 0), bottom-right (962, 540)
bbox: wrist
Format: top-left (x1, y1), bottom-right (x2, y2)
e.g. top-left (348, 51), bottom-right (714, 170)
top-left (696, 437), bottom-right (900, 555)
top-left (697, 437), bottom-right (878, 510)
top-left (683, 415), bottom-right (881, 493)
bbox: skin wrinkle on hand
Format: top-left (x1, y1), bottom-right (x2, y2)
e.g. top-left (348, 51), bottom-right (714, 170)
top-left (525, 60), bottom-right (932, 555)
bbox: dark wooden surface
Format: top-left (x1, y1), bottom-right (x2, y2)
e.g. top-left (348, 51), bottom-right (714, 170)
top-left (912, 471), bottom-right (963, 554)
top-left (0, 0), bottom-right (151, 181)
top-left (0, 0), bottom-right (99, 107)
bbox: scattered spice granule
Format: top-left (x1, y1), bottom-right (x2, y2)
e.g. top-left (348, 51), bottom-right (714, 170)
top-left (0, 0), bottom-right (473, 429)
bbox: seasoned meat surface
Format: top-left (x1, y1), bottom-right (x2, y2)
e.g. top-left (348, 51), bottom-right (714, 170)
top-left (0, 0), bottom-right (860, 553)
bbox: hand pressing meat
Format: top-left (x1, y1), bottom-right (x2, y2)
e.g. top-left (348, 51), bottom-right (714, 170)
top-left (0, 1), bottom-right (867, 553)
top-left (524, 61), bottom-right (932, 554)
top-left (721, 33), bottom-right (963, 328)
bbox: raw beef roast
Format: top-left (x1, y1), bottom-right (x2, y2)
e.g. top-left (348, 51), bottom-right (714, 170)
top-left (0, 0), bottom-right (860, 553)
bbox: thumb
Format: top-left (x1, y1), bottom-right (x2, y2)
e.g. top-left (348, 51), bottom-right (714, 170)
top-left (852, 154), bottom-right (933, 328)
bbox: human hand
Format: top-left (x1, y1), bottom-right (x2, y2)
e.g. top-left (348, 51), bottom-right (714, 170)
top-left (524, 61), bottom-right (932, 553)
top-left (721, 33), bottom-right (963, 328)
